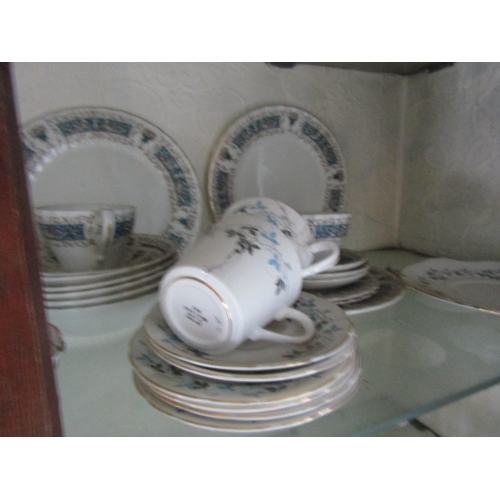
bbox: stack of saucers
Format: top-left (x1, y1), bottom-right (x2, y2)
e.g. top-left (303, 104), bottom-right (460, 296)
top-left (129, 292), bottom-right (361, 433)
top-left (40, 234), bottom-right (177, 309)
top-left (302, 249), bottom-right (406, 313)
top-left (303, 249), bottom-right (372, 292)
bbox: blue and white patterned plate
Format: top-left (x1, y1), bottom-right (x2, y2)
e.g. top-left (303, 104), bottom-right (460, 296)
top-left (207, 105), bottom-right (347, 219)
top-left (130, 327), bottom-right (358, 407)
top-left (143, 292), bottom-right (355, 371)
top-left (147, 337), bottom-right (356, 383)
top-left (41, 234), bottom-right (176, 284)
top-left (342, 268), bottom-right (405, 315)
top-left (133, 372), bottom-right (360, 432)
top-left (22, 107), bottom-right (202, 254)
top-left (401, 258), bottom-right (500, 314)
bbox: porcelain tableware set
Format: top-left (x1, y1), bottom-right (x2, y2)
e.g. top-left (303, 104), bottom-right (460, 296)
top-left (128, 195), bottom-right (361, 431)
top-left (130, 292), bottom-right (360, 432)
top-left (34, 200), bottom-right (179, 310)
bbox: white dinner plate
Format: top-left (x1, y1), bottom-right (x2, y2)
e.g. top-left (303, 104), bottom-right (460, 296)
top-left (146, 333), bottom-right (356, 384)
top-left (312, 271), bottom-right (380, 305)
top-left (139, 360), bottom-right (360, 420)
top-left (44, 280), bottom-right (159, 309)
top-left (342, 268), bottom-right (406, 315)
top-left (134, 353), bottom-right (361, 418)
top-left (330, 249), bottom-right (367, 272)
top-left (133, 373), bottom-right (360, 433)
top-left (400, 258), bottom-right (500, 314)
top-left (305, 262), bottom-right (371, 281)
top-left (42, 257), bottom-right (173, 294)
top-left (41, 234), bottom-right (175, 286)
top-left (207, 105), bottom-right (347, 219)
top-left (43, 268), bottom-right (166, 301)
top-left (130, 329), bottom-right (355, 407)
top-left (302, 265), bottom-right (370, 290)
top-left (23, 107), bottom-right (202, 254)
top-left (143, 292), bottom-right (355, 372)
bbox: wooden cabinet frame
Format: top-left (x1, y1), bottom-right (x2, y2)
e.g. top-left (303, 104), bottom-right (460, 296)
top-left (0, 62), bottom-right (62, 436)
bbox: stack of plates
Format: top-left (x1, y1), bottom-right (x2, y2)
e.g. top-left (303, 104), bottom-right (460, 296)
top-left (40, 234), bottom-right (177, 309)
top-left (303, 250), bottom-right (370, 291)
top-left (303, 250), bottom-right (406, 314)
top-left (130, 292), bottom-right (361, 433)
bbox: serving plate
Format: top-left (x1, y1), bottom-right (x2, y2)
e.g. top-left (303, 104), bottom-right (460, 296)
top-left (136, 355), bottom-right (360, 418)
top-left (302, 265), bottom-right (370, 290)
top-left (41, 234), bottom-right (175, 286)
top-left (22, 107), bottom-right (202, 254)
top-left (145, 329), bottom-right (356, 383)
top-left (133, 372), bottom-right (360, 433)
top-left (143, 292), bottom-right (355, 372)
top-left (313, 271), bottom-right (380, 305)
top-left (400, 258), bottom-right (500, 314)
top-left (130, 329), bottom-right (353, 407)
top-left (343, 268), bottom-right (405, 315)
top-left (330, 249), bottom-right (367, 272)
top-left (207, 105), bottom-right (347, 219)
top-left (44, 280), bottom-right (159, 309)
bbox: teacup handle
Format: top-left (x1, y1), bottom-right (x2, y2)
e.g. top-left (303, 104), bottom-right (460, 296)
top-left (301, 241), bottom-right (340, 278)
top-left (95, 209), bottom-right (116, 261)
top-left (248, 307), bottom-right (315, 344)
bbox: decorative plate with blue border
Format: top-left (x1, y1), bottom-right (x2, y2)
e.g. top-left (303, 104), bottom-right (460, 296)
top-left (207, 105), bottom-right (347, 219)
top-left (22, 107), bottom-right (202, 254)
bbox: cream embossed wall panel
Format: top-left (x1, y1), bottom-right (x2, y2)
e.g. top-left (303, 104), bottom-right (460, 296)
top-left (12, 62), bottom-right (404, 250)
top-left (400, 62), bottom-right (500, 261)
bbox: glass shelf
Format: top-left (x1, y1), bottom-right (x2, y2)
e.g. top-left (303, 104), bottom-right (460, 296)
top-left (51, 249), bottom-right (500, 436)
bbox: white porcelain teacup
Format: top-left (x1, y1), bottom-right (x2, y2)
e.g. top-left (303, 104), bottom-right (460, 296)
top-left (159, 213), bottom-right (318, 355)
top-left (224, 197), bottom-right (340, 274)
top-left (303, 212), bottom-right (351, 245)
top-left (35, 204), bottom-right (136, 272)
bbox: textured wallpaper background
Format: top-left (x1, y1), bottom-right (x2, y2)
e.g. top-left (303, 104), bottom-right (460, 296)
top-left (400, 62), bottom-right (500, 261)
top-left (12, 62), bottom-right (404, 250)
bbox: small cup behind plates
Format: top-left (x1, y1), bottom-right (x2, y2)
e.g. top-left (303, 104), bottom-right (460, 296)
top-left (303, 213), bottom-right (351, 246)
top-left (35, 204), bottom-right (136, 272)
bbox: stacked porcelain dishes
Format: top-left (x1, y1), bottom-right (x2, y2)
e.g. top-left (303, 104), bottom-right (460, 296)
top-left (303, 249), bottom-right (371, 292)
top-left (129, 292), bottom-right (361, 433)
top-left (303, 250), bottom-right (406, 314)
top-left (40, 234), bottom-right (177, 309)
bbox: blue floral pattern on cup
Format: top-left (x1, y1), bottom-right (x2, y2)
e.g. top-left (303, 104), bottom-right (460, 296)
top-left (215, 223), bottom-right (292, 295)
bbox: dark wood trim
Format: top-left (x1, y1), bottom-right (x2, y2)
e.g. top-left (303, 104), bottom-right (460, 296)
top-left (0, 62), bottom-right (62, 436)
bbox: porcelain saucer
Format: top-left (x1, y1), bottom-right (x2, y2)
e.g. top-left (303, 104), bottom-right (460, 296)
top-left (139, 359), bottom-right (360, 420)
top-left (342, 268), bottom-right (406, 315)
top-left (133, 372), bottom-right (360, 433)
top-left (130, 328), bottom-right (356, 407)
top-left (143, 292), bottom-right (355, 372)
top-left (146, 330), bottom-right (356, 383)
top-left (400, 258), bottom-right (500, 314)
top-left (44, 280), bottom-right (159, 309)
top-left (41, 234), bottom-right (176, 286)
top-left (312, 271), bottom-right (380, 305)
top-left (302, 264), bottom-right (370, 290)
top-left (330, 249), bottom-right (367, 272)
top-left (44, 269), bottom-right (166, 301)
top-left (42, 257), bottom-right (173, 294)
